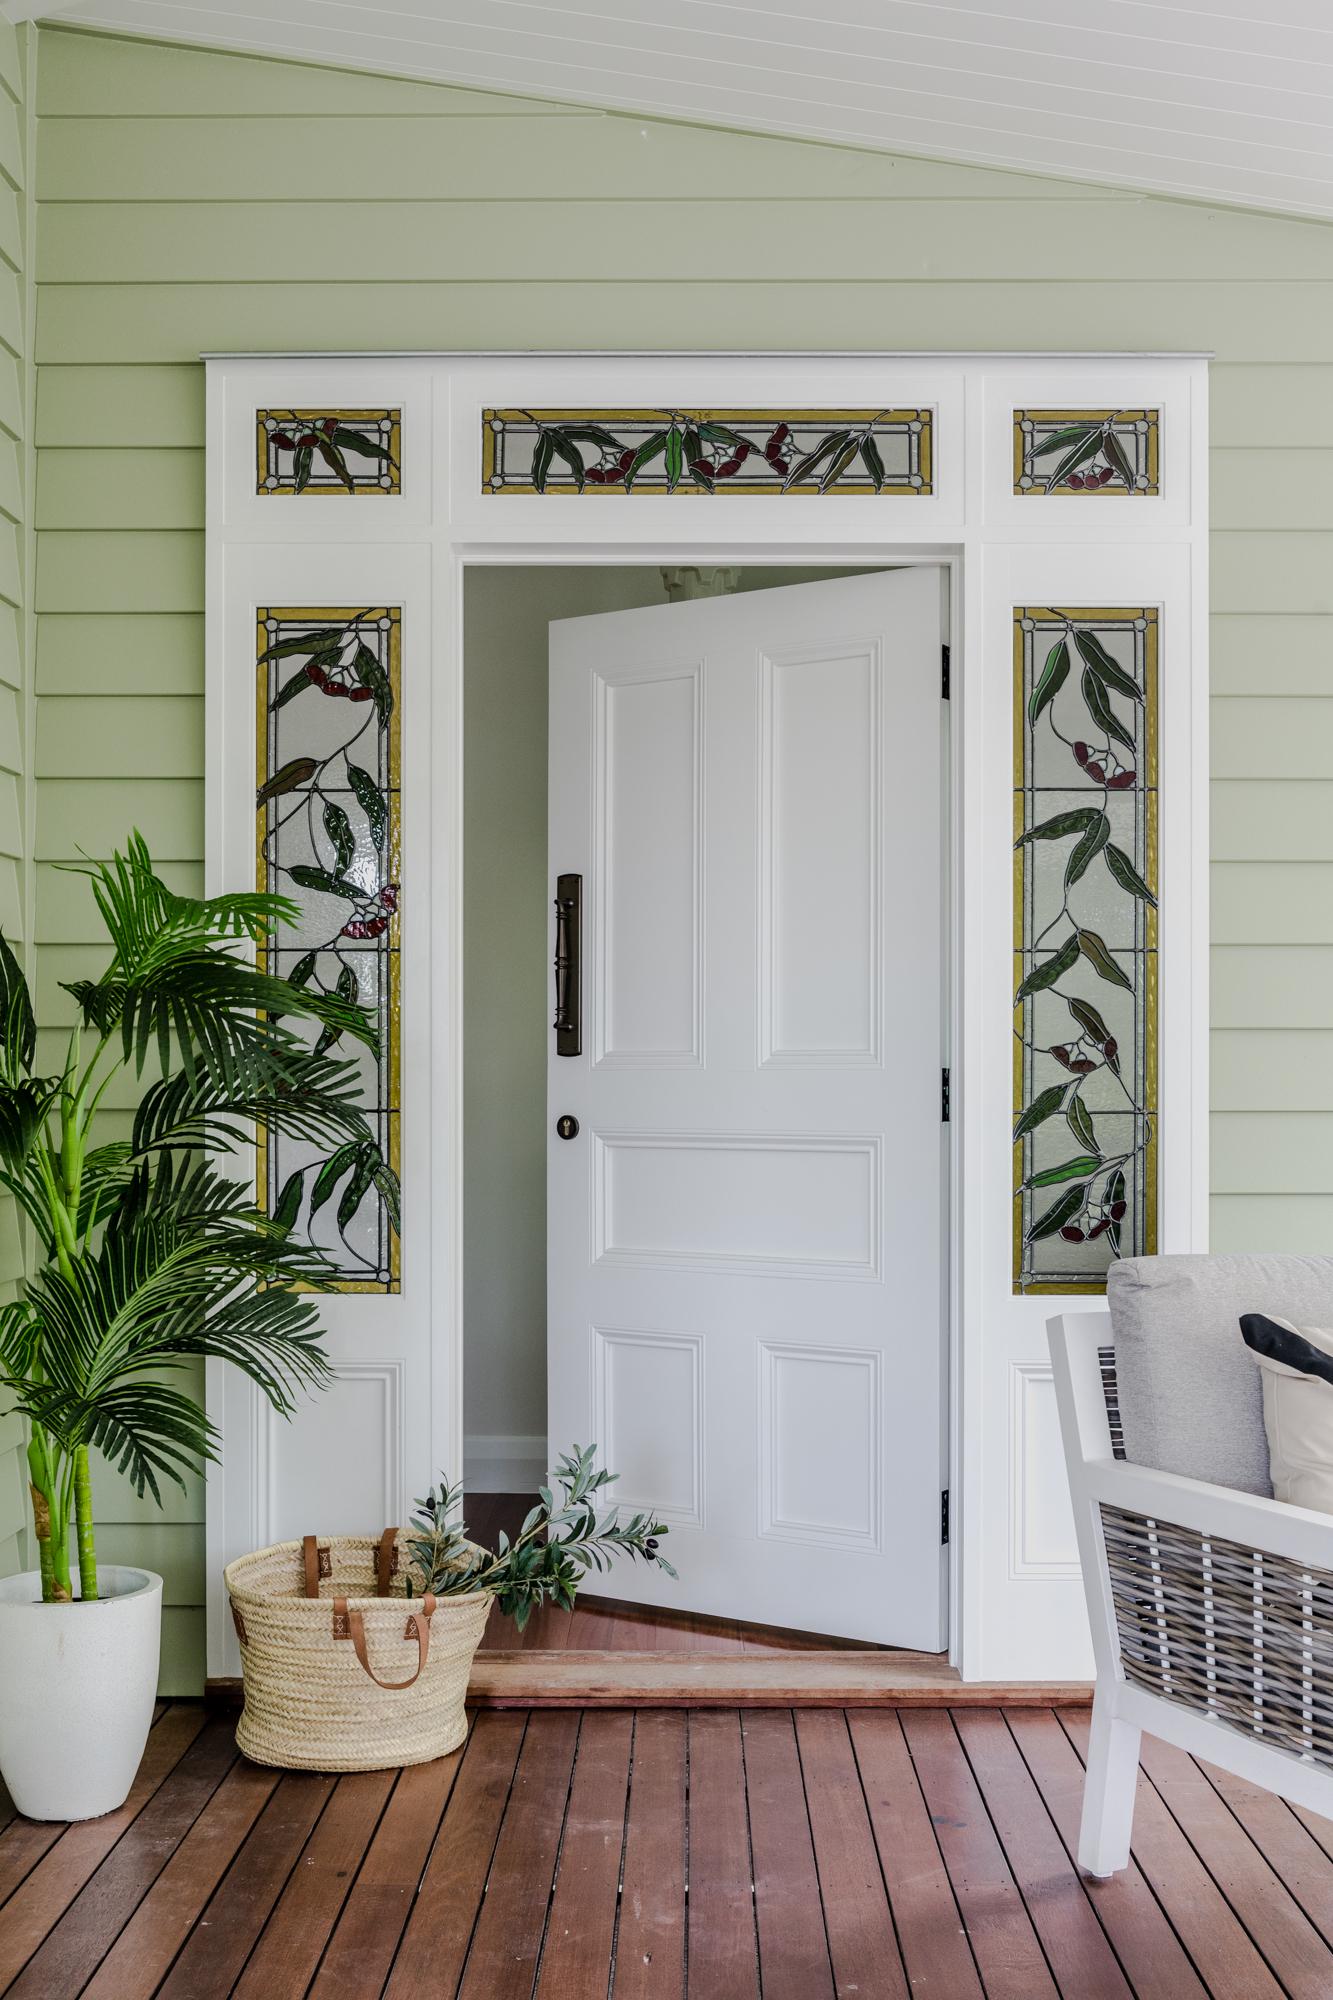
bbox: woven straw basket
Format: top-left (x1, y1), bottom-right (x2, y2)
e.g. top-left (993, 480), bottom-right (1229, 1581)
top-left (224, 1529), bottom-right (491, 1772)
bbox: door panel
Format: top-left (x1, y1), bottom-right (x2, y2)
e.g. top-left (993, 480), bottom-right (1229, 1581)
top-left (548, 568), bottom-right (946, 1648)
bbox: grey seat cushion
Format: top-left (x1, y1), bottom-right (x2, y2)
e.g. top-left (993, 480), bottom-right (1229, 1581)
top-left (1108, 1254), bottom-right (1333, 1496)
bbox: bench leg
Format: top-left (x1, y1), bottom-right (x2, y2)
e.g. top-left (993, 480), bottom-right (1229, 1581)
top-left (1078, 1690), bottom-right (1140, 1878)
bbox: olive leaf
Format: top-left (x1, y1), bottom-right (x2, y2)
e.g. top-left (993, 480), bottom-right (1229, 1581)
top-left (1015, 807), bottom-right (1100, 847)
top-left (1027, 1183), bottom-right (1087, 1242)
top-left (1065, 811), bottom-right (1110, 889)
top-left (1074, 629), bottom-right (1142, 703)
top-left (287, 950), bottom-right (318, 990)
top-left (1104, 843), bottom-right (1157, 906)
top-left (532, 432), bottom-right (555, 492)
top-left (1081, 668), bottom-right (1136, 756)
top-left (293, 444), bottom-right (314, 495)
top-left (557, 425), bottom-right (621, 448)
top-left (663, 428), bottom-right (684, 493)
top-left (1078, 928), bottom-right (1133, 990)
top-left (1013, 1082), bottom-right (1068, 1143)
top-left (860, 434), bottom-right (887, 492)
top-left (697, 422), bottom-right (745, 447)
top-left (347, 764), bottom-right (388, 847)
top-left (1016, 932), bottom-right (1080, 1001)
top-left (1027, 1153), bottom-right (1102, 1190)
top-left (352, 643), bottom-right (394, 727)
top-left (337, 1149), bottom-right (378, 1232)
top-left (1028, 639), bottom-right (1070, 725)
top-left (819, 436), bottom-right (862, 492)
top-left (682, 424), bottom-right (712, 492)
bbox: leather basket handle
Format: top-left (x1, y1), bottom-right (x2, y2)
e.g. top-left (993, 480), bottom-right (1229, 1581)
top-left (334, 1591), bottom-right (436, 1690)
top-left (303, 1535), bottom-right (321, 1599)
top-left (375, 1527), bottom-right (399, 1597)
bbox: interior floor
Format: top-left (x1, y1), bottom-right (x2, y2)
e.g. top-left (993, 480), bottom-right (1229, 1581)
top-left (464, 1493), bottom-right (884, 1655)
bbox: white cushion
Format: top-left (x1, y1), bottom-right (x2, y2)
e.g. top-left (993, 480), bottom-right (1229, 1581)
top-left (1242, 1312), bottom-right (1333, 1514)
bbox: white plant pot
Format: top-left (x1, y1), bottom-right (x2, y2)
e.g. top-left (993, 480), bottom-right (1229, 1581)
top-left (0, 1566), bottom-right (163, 1821)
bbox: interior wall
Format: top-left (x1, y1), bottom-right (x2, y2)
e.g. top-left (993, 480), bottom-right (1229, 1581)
top-left (30, 22), bottom-right (1333, 1688)
top-left (463, 564), bottom-right (873, 1484)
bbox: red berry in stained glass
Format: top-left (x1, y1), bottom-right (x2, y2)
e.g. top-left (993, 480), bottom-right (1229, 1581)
top-left (1067, 472), bottom-right (1085, 488)
top-left (1107, 769), bottom-right (1135, 789)
top-left (347, 686), bottom-right (374, 703)
top-left (1060, 1224), bottom-right (1085, 1241)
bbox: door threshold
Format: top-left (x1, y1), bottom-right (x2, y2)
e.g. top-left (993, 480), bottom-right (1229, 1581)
top-left (466, 1650), bottom-right (1092, 1708)
top-left (205, 1654), bottom-right (1091, 1712)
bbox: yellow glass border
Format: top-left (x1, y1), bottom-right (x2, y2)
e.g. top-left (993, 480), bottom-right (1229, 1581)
top-left (1012, 606), bottom-right (1159, 1295)
top-left (481, 408), bottom-right (934, 496)
top-left (256, 409), bottom-right (402, 497)
top-left (1013, 409), bottom-right (1160, 498)
top-left (255, 606), bottom-right (402, 1294)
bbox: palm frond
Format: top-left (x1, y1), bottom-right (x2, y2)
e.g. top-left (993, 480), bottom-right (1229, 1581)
top-left (0, 931), bottom-right (35, 1082)
top-left (130, 1038), bottom-right (379, 1157)
top-left (61, 832), bottom-right (299, 972)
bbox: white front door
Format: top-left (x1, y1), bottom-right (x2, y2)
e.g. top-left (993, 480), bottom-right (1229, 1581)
top-left (547, 568), bottom-right (947, 1649)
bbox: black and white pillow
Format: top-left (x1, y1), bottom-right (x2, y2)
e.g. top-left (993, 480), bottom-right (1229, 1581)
top-left (1241, 1312), bottom-right (1333, 1512)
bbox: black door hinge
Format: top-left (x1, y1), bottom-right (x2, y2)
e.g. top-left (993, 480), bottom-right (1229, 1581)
top-left (941, 643), bottom-right (951, 700)
top-left (941, 1489), bottom-right (950, 1546)
top-left (941, 1067), bottom-right (951, 1123)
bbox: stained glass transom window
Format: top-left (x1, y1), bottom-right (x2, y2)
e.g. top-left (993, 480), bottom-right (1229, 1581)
top-left (257, 410), bottom-right (401, 495)
top-left (1014, 410), bottom-right (1159, 496)
top-left (256, 608), bottom-right (401, 1291)
top-left (482, 409), bottom-right (933, 495)
top-left (1013, 607), bottom-right (1158, 1295)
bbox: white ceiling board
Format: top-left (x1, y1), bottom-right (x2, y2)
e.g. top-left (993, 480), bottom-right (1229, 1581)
top-left (24, 0), bottom-right (1333, 220)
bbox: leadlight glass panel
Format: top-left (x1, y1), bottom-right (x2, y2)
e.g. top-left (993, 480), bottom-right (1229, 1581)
top-left (256, 608), bottom-right (401, 1291)
top-left (1013, 607), bottom-right (1158, 1294)
top-left (1014, 410), bottom-right (1159, 496)
top-left (482, 409), bottom-right (932, 495)
top-left (257, 410), bottom-right (401, 495)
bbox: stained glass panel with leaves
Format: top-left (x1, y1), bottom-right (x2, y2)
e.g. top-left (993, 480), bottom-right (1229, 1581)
top-left (482, 408), bottom-right (932, 495)
top-left (257, 410), bottom-right (401, 495)
top-left (256, 608), bottom-right (401, 1290)
top-left (1013, 607), bottom-right (1158, 1294)
top-left (1014, 410), bottom-right (1159, 496)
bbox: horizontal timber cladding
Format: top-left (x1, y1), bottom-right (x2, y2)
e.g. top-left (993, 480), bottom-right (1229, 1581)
top-left (0, 17), bottom-right (25, 1604)
top-left (33, 22), bottom-right (1317, 1687)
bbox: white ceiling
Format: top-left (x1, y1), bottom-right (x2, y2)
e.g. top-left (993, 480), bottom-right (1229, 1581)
top-left (12, 0), bottom-right (1333, 220)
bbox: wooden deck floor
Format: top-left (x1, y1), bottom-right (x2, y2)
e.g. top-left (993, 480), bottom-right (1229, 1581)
top-left (5, 1703), bottom-right (1333, 1997)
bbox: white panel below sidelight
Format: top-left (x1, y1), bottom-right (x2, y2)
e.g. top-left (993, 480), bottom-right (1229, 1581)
top-left (592, 1132), bottom-right (880, 1280)
top-left (593, 1327), bottom-right (704, 1528)
top-left (594, 663), bottom-right (702, 1067)
top-left (264, 1361), bottom-right (404, 1545)
top-left (759, 1343), bottom-right (882, 1552)
top-left (1009, 1362), bottom-right (1080, 1581)
top-left (760, 641), bottom-right (881, 1066)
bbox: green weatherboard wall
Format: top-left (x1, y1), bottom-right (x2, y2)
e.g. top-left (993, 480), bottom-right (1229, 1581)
top-left (0, 20), bottom-right (27, 1605)
top-left (24, 24), bottom-right (1333, 1691)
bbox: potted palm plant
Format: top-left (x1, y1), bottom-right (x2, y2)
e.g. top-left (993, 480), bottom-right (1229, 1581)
top-left (0, 834), bottom-right (385, 1820)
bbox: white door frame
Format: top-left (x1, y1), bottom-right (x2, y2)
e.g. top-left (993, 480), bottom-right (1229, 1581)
top-left (204, 352), bottom-right (1210, 1683)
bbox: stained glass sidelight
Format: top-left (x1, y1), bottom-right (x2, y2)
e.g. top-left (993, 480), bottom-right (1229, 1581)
top-left (1013, 607), bottom-right (1158, 1294)
top-left (257, 410), bottom-right (401, 495)
top-left (1014, 410), bottom-right (1159, 496)
top-left (256, 608), bottom-right (402, 1291)
top-left (482, 409), bottom-right (933, 495)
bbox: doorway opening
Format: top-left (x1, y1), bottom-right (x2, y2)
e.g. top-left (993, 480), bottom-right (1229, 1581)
top-left (460, 561), bottom-right (948, 1662)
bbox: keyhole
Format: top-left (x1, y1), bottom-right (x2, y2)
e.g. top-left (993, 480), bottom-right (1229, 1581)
top-left (556, 1114), bottom-right (580, 1141)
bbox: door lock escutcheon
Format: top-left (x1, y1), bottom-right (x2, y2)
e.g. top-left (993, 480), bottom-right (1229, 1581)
top-left (556, 1114), bottom-right (580, 1141)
